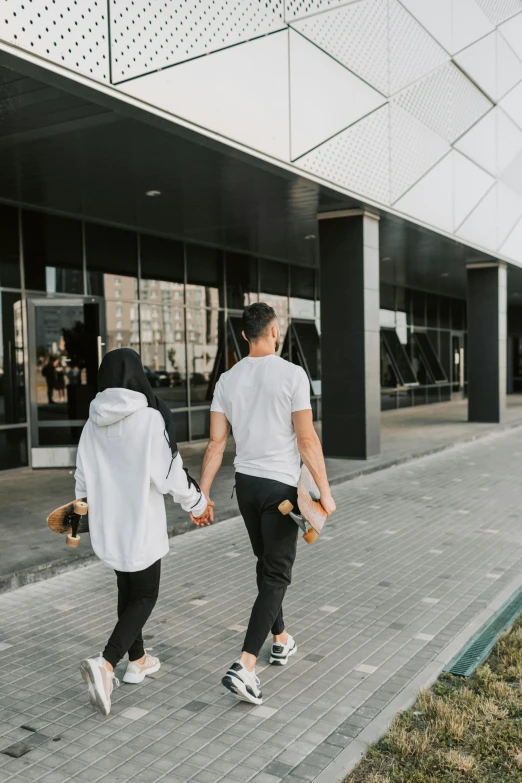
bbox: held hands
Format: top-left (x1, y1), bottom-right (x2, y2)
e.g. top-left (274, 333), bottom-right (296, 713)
top-left (320, 492), bottom-right (337, 517)
top-left (190, 495), bottom-right (215, 527)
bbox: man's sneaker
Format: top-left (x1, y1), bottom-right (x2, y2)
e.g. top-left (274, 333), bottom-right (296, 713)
top-left (222, 661), bottom-right (263, 705)
top-left (80, 655), bottom-right (119, 716)
top-left (123, 653), bottom-right (161, 684)
top-left (270, 634), bottom-right (297, 666)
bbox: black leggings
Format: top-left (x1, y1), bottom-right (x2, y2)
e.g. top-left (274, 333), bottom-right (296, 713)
top-left (103, 559), bottom-right (161, 668)
top-left (236, 473), bottom-right (298, 658)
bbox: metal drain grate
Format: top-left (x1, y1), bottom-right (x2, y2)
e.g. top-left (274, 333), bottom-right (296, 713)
top-left (444, 587), bottom-right (522, 677)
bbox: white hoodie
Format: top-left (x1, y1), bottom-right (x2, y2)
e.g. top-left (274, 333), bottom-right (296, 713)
top-left (74, 388), bottom-right (207, 572)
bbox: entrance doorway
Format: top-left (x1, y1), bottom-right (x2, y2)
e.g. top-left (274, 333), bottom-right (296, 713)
top-left (451, 333), bottom-right (465, 394)
top-left (27, 297), bottom-right (105, 467)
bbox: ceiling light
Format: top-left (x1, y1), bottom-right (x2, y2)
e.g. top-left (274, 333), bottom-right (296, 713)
top-left (304, 234), bottom-right (316, 240)
top-left (145, 189), bottom-right (161, 197)
top-left (441, 272), bottom-right (449, 277)
top-left (382, 256), bottom-right (392, 261)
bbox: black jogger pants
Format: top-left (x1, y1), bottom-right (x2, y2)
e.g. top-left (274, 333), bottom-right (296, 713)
top-left (235, 472), bottom-right (299, 658)
top-left (103, 559), bottom-right (161, 668)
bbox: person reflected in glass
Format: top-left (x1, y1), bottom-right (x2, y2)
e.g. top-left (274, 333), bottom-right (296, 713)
top-left (54, 357), bottom-right (66, 402)
top-left (41, 355), bottom-right (56, 405)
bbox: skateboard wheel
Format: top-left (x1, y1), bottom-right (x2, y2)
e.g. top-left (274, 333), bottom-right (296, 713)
top-left (66, 534), bottom-right (80, 548)
top-left (303, 529), bottom-right (318, 544)
top-left (278, 500), bottom-right (294, 515)
top-left (74, 501), bottom-right (88, 515)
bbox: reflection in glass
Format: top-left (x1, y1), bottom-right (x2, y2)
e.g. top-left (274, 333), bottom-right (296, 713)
top-left (140, 304), bottom-right (188, 409)
top-left (105, 298), bottom-right (140, 353)
top-left (186, 245), bottom-right (223, 308)
top-left (0, 205), bottom-right (21, 289)
top-left (226, 254), bottom-right (258, 309)
top-left (187, 309), bottom-right (224, 403)
top-left (258, 294), bottom-right (288, 357)
top-left (23, 211), bottom-right (83, 294)
top-left (86, 223), bottom-right (138, 297)
top-left (0, 427), bottom-right (28, 470)
top-left (0, 293), bottom-right (25, 424)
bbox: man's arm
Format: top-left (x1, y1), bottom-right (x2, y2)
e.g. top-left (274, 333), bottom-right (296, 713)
top-left (292, 409), bottom-right (336, 516)
top-left (195, 411), bottom-right (231, 522)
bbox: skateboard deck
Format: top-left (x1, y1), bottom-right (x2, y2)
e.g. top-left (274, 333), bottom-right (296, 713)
top-left (47, 499), bottom-right (89, 548)
top-left (278, 465), bottom-right (327, 544)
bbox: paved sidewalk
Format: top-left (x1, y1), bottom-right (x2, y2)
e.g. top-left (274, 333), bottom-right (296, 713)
top-left (2, 396), bottom-right (522, 592)
top-left (1, 425), bottom-right (522, 782)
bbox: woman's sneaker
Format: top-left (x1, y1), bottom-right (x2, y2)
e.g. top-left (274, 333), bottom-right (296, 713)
top-left (80, 655), bottom-right (119, 716)
top-left (123, 653), bottom-right (161, 684)
top-left (222, 661), bottom-right (263, 705)
top-left (270, 634), bottom-right (297, 666)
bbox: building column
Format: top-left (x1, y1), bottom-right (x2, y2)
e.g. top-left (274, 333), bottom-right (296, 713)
top-left (318, 209), bottom-right (380, 459)
top-left (467, 262), bottom-right (507, 423)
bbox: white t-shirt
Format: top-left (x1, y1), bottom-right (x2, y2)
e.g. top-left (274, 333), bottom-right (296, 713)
top-left (211, 355), bottom-right (311, 487)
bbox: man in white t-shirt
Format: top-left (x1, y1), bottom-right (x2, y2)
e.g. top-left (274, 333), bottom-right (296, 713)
top-left (197, 302), bottom-right (336, 705)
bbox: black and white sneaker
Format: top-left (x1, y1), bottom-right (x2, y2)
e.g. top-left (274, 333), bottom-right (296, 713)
top-left (270, 634), bottom-right (297, 666)
top-left (221, 661), bottom-right (263, 705)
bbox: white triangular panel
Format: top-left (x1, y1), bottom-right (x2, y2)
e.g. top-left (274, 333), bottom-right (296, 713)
top-left (456, 187), bottom-right (497, 250)
top-left (390, 104), bottom-right (450, 202)
top-left (454, 109), bottom-right (497, 176)
top-left (452, 0), bottom-right (494, 54)
top-left (298, 105), bottom-right (391, 204)
top-left (499, 12), bottom-right (522, 60)
top-left (453, 151), bottom-right (495, 229)
top-left (497, 109), bottom-right (522, 174)
top-left (497, 182), bottom-right (522, 246)
top-left (289, 31), bottom-right (385, 159)
top-left (397, 0), bottom-right (452, 53)
top-left (499, 215), bottom-right (522, 264)
top-left (389, 0), bottom-right (449, 94)
top-left (474, 0), bottom-right (522, 26)
top-left (285, 0), bottom-right (360, 23)
top-left (499, 81), bottom-right (522, 129)
top-left (453, 32), bottom-right (497, 101)
top-left (290, 0), bottom-right (389, 95)
top-left (501, 150), bottom-right (522, 197)
top-left (497, 32), bottom-right (522, 98)
top-left (118, 32), bottom-right (290, 161)
top-left (394, 154), bottom-right (453, 232)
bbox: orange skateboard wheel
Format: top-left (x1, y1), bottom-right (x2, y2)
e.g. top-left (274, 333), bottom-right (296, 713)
top-left (278, 500), bottom-right (294, 515)
top-left (66, 534), bottom-right (80, 548)
top-left (303, 528), bottom-right (319, 544)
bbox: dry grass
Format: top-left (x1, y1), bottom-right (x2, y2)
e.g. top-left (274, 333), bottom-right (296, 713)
top-left (345, 616), bottom-right (522, 783)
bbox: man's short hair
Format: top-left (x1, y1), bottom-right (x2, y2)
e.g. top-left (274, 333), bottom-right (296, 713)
top-left (242, 302), bottom-right (277, 341)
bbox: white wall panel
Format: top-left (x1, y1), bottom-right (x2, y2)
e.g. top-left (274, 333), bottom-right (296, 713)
top-left (454, 33), bottom-right (497, 101)
top-left (389, 0), bottom-right (449, 94)
top-left (397, 0), bottom-right (453, 54)
top-left (453, 151), bottom-right (495, 229)
top-left (390, 105), bottom-right (449, 202)
top-left (497, 182), bottom-right (522, 245)
top-left (501, 150), bottom-right (522, 197)
top-left (499, 12), bottom-right (522, 59)
top-left (3, 0), bottom-right (109, 81)
top-left (452, 0), bottom-right (495, 54)
top-left (456, 186), bottom-right (497, 250)
top-left (497, 108), bottom-right (522, 173)
top-left (109, 0), bottom-right (285, 83)
top-left (454, 109), bottom-right (497, 175)
top-left (474, 0), bottom-right (522, 26)
top-left (499, 81), bottom-right (522, 129)
top-left (298, 105), bottom-right (390, 203)
top-left (118, 32), bottom-right (290, 161)
top-left (284, 0), bottom-right (362, 23)
top-left (497, 32), bottom-right (522, 98)
top-left (394, 153), bottom-right (454, 232)
top-left (291, 0), bottom-right (389, 95)
top-left (499, 216), bottom-right (522, 263)
top-left (394, 62), bottom-right (492, 143)
top-left (289, 31), bottom-right (385, 159)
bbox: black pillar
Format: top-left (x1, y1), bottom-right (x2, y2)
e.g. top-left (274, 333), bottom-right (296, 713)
top-left (467, 263), bottom-right (507, 423)
top-left (319, 210), bottom-right (380, 459)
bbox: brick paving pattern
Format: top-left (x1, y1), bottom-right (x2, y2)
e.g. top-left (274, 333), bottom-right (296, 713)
top-left (1, 425), bottom-right (522, 782)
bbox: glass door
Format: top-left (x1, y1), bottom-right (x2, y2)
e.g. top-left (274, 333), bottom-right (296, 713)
top-left (27, 297), bottom-right (105, 466)
top-left (451, 333), bottom-right (465, 393)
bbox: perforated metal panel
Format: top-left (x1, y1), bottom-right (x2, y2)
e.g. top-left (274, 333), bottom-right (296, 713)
top-left (3, 0), bottom-right (109, 81)
top-left (291, 0), bottom-right (388, 94)
top-left (109, 0), bottom-right (285, 83)
top-left (390, 104), bottom-right (449, 202)
top-left (298, 105), bottom-right (390, 204)
top-left (285, 0), bottom-right (361, 23)
top-left (394, 62), bottom-right (492, 143)
top-left (389, 0), bottom-right (449, 94)
top-left (474, 0), bottom-right (522, 25)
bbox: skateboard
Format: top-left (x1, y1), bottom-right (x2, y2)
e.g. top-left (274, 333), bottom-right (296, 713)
top-left (278, 465), bottom-right (327, 544)
top-left (47, 499), bottom-right (89, 548)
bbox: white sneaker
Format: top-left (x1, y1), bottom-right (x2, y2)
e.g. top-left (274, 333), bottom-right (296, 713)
top-left (80, 655), bottom-right (119, 716)
top-left (123, 653), bottom-right (161, 684)
top-left (270, 634), bottom-right (297, 666)
top-left (222, 661), bottom-right (263, 705)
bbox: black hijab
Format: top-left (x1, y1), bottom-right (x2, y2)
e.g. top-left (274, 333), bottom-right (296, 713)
top-left (98, 348), bottom-right (178, 460)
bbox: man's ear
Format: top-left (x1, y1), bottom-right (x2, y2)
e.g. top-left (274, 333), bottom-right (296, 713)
top-left (241, 330), bottom-right (249, 343)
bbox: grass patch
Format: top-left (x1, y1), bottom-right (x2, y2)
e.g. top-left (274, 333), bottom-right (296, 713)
top-left (345, 619), bottom-right (522, 782)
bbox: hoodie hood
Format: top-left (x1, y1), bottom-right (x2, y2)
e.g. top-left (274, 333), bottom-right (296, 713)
top-left (89, 388), bottom-right (148, 427)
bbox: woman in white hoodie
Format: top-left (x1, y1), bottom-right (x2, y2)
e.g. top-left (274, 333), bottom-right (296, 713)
top-left (76, 349), bottom-right (208, 715)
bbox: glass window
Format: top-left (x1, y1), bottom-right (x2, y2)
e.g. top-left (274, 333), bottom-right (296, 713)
top-left (23, 211), bottom-right (83, 294)
top-left (105, 301), bottom-right (140, 353)
top-left (291, 321), bottom-right (321, 393)
top-left (140, 234), bottom-right (184, 304)
top-left (410, 290), bottom-right (426, 327)
top-left (86, 223), bottom-right (138, 298)
top-left (226, 253), bottom-right (258, 309)
top-left (173, 412), bottom-right (189, 443)
top-left (439, 295), bottom-right (450, 329)
top-left (451, 298), bottom-right (466, 331)
top-left (191, 408), bottom-right (210, 440)
top-left (0, 427), bottom-right (28, 470)
top-left (186, 244), bottom-right (223, 309)
top-left (187, 309), bottom-right (225, 404)
top-left (290, 265), bottom-right (315, 318)
top-left (426, 293), bottom-right (439, 328)
top-left (140, 305), bottom-right (187, 409)
top-left (0, 292), bottom-right (26, 424)
top-left (380, 282), bottom-right (395, 312)
top-left (0, 205), bottom-right (21, 289)
top-left (260, 259), bottom-right (288, 297)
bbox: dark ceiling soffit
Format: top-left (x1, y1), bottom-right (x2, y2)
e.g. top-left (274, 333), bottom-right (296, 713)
top-left (0, 110), bottom-right (121, 147)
